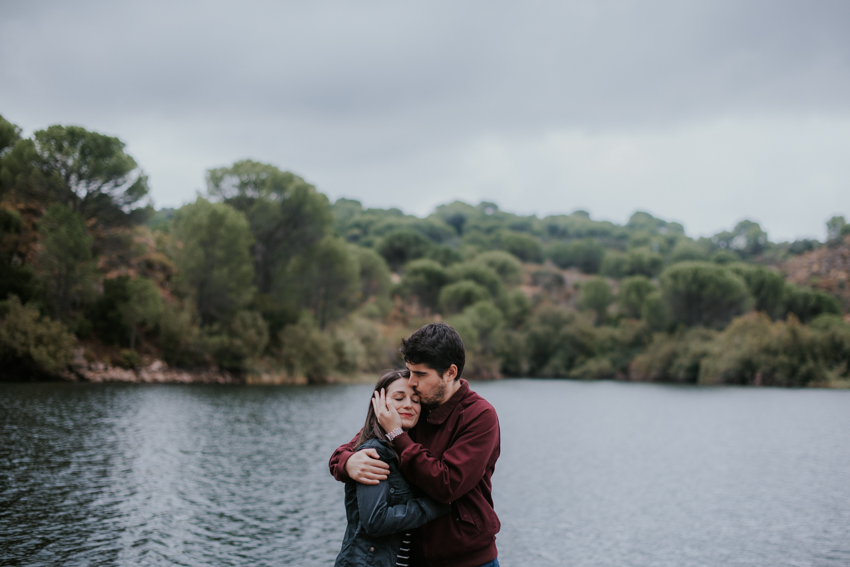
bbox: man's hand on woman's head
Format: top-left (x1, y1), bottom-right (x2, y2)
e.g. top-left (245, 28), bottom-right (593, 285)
top-left (372, 388), bottom-right (403, 434)
top-left (345, 449), bottom-right (389, 485)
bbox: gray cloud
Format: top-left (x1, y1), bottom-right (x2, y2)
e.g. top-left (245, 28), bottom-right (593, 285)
top-left (2, 0), bottom-right (849, 241)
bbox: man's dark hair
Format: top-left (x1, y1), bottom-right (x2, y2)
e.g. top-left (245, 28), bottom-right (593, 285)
top-left (400, 322), bottom-right (465, 380)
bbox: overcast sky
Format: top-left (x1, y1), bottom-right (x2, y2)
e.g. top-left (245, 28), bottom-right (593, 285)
top-left (2, 0), bottom-right (849, 241)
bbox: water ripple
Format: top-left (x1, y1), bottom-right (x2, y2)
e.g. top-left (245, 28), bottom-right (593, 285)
top-left (2, 381), bottom-right (850, 566)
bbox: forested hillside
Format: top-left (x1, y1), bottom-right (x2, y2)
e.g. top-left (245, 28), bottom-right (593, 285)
top-left (2, 115), bottom-right (849, 386)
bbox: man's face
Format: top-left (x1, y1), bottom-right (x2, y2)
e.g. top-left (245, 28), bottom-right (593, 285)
top-left (406, 362), bottom-right (452, 407)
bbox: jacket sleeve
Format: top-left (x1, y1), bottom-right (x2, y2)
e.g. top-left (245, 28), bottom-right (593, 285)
top-left (356, 476), bottom-right (451, 538)
top-left (328, 432), bottom-right (360, 482)
top-left (394, 404), bottom-right (499, 503)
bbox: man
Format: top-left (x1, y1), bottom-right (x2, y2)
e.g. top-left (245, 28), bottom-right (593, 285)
top-left (329, 323), bottom-right (501, 567)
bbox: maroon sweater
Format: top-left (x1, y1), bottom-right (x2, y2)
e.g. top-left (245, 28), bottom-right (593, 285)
top-left (329, 380), bottom-right (501, 567)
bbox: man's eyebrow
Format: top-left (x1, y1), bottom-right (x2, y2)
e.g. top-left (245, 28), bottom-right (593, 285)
top-left (412, 370), bottom-right (429, 375)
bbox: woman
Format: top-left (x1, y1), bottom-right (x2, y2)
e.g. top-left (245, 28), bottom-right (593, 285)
top-left (334, 369), bottom-right (450, 567)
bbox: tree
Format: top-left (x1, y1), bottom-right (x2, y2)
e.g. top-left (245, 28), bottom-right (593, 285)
top-left (783, 285), bottom-right (841, 323)
top-left (473, 250), bottom-right (523, 285)
top-left (548, 239), bottom-right (605, 273)
top-left (669, 240), bottom-right (708, 263)
top-left (433, 201), bottom-right (478, 235)
top-left (353, 246), bottom-right (391, 300)
top-left (400, 259), bottom-right (449, 310)
top-left (447, 263), bottom-right (505, 298)
top-left (728, 264), bottom-right (786, 318)
top-left (625, 249), bottom-right (664, 277)
top-left (439, 281), bottom-right (491, 314)
top-left (8, 125), bottom-right (149, 228)
top-left (377, 229), bottom-right (434, 270)
top-left (0, 115), bottom-right (22, 198)
top-left (37, 204), bottom-right (96, 321)
top-left (171, 198), bottom-right (255, 326)
top-left (496, 230), bottom-right (543, 263)
top-left (578, 277), bottom-right (613, 324)
top-left (712, 220), bottom-right (768, 258)
top-left (600, 251), bottom-right (628, 278)
top-left (447, 300), bottom-right (506, 379)
top-left (206, 160), bottom-right (332, 294)
top-left (120, 277), bottom-right (163, 350)
top-left (826, 216), bottom-right (846, 241)
top-left (278, 315), bottom-right (337, 383)
top-left (618, 276), bottom-right (656, 319)
top-left (283, 237), bottom-right (360, 329)
top-left (660, 262), bottom-right (752, 329)
top-left (0, 295), bottom-right (76, 378)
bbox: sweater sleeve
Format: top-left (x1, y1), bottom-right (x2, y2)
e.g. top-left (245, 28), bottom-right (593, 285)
top-left (394, 404), bottom-right (499, 503)
top-left (328, 432), bottom-right (360, 482)
top-left (356, 474), bottom-right (451, 538)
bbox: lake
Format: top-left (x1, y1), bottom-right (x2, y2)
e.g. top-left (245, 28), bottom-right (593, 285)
top-left (2, 380), bottom-right (849, 566)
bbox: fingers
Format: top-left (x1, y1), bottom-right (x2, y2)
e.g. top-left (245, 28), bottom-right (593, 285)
top-left (363, 448), bottom-right (383, 461)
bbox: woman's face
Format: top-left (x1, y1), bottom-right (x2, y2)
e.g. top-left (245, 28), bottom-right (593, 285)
top-left (386, 377), bottom-right (421, 430)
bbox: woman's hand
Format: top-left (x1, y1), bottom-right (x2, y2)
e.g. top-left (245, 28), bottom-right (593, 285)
top-left (372, 388), bottom-right (403, 434)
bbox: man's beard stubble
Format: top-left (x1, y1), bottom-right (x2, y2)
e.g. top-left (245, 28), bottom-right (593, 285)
top-left (416, 380), bottom-right (447, 408)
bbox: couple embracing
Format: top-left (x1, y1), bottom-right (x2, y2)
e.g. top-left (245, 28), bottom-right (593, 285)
top-left (329, 323), bottom-right (501, 567)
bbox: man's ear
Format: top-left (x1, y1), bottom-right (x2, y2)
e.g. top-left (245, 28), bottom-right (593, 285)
top-left (443, 364), bottom-right (458, 381)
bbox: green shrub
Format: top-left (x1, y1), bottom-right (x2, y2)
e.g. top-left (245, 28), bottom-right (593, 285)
top-left (400, 259), bottom-right (449, 310)
top-left (0, 295), bottom-right (75, 377)
top-left (496, 230), bottom-right (543, 263)
top-left (548, 239), bottom-right (605, 273)
top-left (809, 315), bottom-right (850, 378)
top-left (618, 276), bottom-right (656, 319)
top-left (578, 277), bottom-right (613, 324)
top-left (427, 245), bottom-right (463, 266)
top-left (641, 290), bottom-right (670, 331)
top-left (92, 276), bottom-right (131, 346)
top-left (473, 250), bottom-right (523, 285)
top-left (447, 301), bottom-right (506, 379)
top-left (729, 264), bottom-right (786, 318)
top-left (157, 301), bottom-right (204, 367)
top-left (376, 229), bottom-right (434, 270)
top-left (660, 262), bottom-right (752, 329)
top-left (523, 306), bottom-right (599, 377)
top-left (599, 251), bottom-right (627, 278)
top-left (625, 249), bottom-right (664, 277)
top-left (498, 289), bottom-right (532, 328)
top-left (569, 356), bottom-right (615, 380)
top-left (278, 316), bottom-right (337, 383)
top-left (698, 313), bottom-right (825, 387)
top-left (669, 240), bottom-right (708, 263)
top-left (783, 284), bottom-right (840, 323)
top-left (354, 246), bottom-right (392, 300)
top-left (629, 328), bottom-right (717, 383)
top-left (710, 249), bottom-right (739, 264)
top-left (117, 349), bottom-right (141, 369)
top-left (439, 280), bottom-right (491, 314)
top-left (447, 263), bottom-right (504, 298)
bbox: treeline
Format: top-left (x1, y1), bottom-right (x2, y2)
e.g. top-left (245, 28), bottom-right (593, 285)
top-left (1, 114), bottom-right (849, 386)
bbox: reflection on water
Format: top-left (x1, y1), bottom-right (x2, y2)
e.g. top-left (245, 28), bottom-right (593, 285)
top-left (2, 380), bottom-right (849, 566)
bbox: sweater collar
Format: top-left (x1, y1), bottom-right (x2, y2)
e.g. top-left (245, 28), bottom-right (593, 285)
top-left (426, 379), bottom-right (469, 425)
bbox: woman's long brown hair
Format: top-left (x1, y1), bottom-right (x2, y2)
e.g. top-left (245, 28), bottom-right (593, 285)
top-left (355, 368), bottom-right (411, 451)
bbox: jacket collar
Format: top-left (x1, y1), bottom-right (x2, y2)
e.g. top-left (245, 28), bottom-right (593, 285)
top-left (426, 379), bottom-right (469, 425)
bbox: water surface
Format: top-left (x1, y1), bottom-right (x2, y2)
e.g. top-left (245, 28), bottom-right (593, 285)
top-left (2, 380), bottom-right (849, 566)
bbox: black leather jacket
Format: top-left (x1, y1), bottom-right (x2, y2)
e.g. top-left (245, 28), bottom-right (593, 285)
top-left (334, 439), bottom-right (450, 567)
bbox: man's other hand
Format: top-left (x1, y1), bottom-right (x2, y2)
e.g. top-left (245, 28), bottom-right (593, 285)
top-left (345, 449), bottom-right (389, 485)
